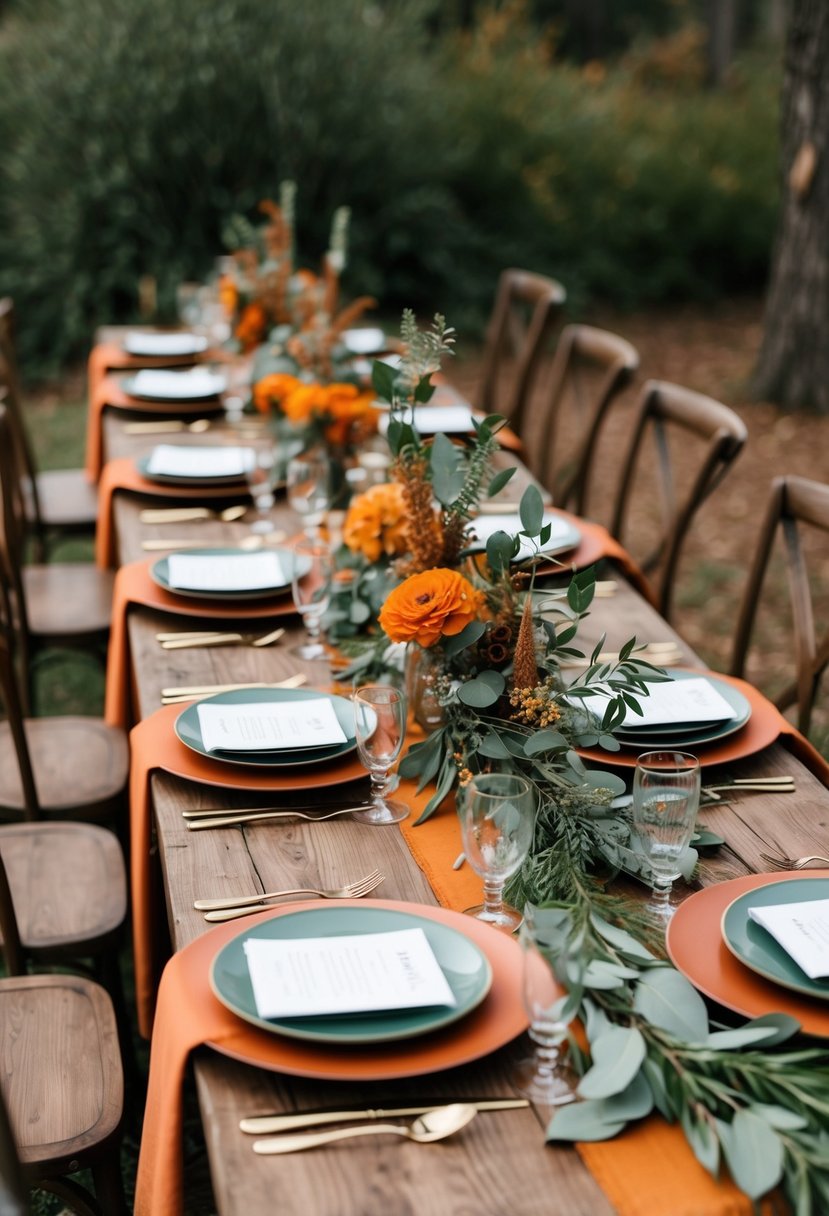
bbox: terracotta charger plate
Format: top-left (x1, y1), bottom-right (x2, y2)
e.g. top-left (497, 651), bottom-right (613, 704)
top-left (202, 899), bottom-right (528, 1079)
top-left (577, 671), bottom-right (783, 770)
top-left (666, 871), bottom-right (829, 1039)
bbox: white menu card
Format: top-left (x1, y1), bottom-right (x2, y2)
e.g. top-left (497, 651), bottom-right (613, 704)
top-left (244, 928), bottom-right (457, 1018)
top-left (146, 444), bottom-right (254, 479)
top-left (167, 551), bottom-right (285, 592)
top-left (379, 405), bottom-right (475, 435)
top-left (583, 677), bottom-right (737, 730)
top-left (748, 898), bottom-right (829, 980)
top-left (196, 697), bottom-right (348, 753)
top-left (470, 512), bottom-right (576, 559)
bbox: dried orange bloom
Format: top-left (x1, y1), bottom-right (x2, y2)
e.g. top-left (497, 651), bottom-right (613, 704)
top-left (252, 373), bottom-right (302, 415)
top-left (379, 569), bottom-right (484, 648)
top-left (343, 483), bottom-right (409, 563)
top-left (235, 302), bottom-right (268, 352)
top-left (323, 384), bottom-right (379, 446)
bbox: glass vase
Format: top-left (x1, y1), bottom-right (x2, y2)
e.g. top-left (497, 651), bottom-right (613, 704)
top-left (405, 645), bottom-right (446, 732)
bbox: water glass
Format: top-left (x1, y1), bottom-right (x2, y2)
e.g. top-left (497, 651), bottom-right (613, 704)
top-left (244, 437), bottom-right (277, 533)
top-left (513, 903), bottom-right (577, 1109)
top-left (460, 773), bottom-right (535, 932)
top-left (351, 685), bottom-right (409, 826)
top-left (287, 454), bottom-right (331, 536)
top-left (221, 355), bottom-right (252, 427)
top-left (290, 539), bottom-right (333, 661)
top-left (632, 750), bottom-right (701, 921)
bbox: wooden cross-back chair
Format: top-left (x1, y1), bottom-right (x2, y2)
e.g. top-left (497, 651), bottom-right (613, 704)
top-left (731, 475), bottom-right (829, 736)
top-left (477, 268), bottom-right (566, 435)
top-left (0, 961), bottom-right (127, 1215)
top-left (0, 394), bottom-right (113, 700)
top-left (0, 297), bottom-right (99, 560)
top-left (530, 323), bottom-right (639, 512)
top-left (610, 379), bottom-right (748, 622)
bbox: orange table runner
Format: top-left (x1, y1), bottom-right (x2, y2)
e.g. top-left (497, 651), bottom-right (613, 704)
top-left (104, 560), bottom-right (298, 729)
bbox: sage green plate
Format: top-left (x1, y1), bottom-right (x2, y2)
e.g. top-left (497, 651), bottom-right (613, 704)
top-left (721, 877), bottom-right (829, 1001)
top-left (175, 686), bottom-right (360, 769)
top-left (150, 546), bottom-right (306, 602)
top-left (210, 905), bottom-right (493, 1043)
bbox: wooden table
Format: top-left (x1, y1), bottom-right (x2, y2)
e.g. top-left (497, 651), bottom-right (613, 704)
top-left (102, 411), bottom-right (829, 1215)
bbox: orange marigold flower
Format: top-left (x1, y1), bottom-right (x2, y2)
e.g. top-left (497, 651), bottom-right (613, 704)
top-left (235, 302), bottom-right (268, 352)
top-left (343, 482), bottom-right (409, 563)
top-left (252, 373), bottom-right (302, 415)
top-left (323, 384), bottom-right (379, 446)
top-left (378, 569), bottom-right (484, 648)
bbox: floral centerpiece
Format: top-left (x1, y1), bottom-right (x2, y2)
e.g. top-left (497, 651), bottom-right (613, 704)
top-left (221, 181), bottom-right (376, 369)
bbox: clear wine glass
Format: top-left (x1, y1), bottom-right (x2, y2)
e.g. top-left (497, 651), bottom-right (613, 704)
top-left (287, 454), bottom-right (331, 536)
top-left (351, 685), bottom-right (409, 826)
top-left (244, 436), bottom-right (277, 534)
top-left (290, 539), bottom-right (333, 661)
top-left (513, 902), bottom-right (577, 1109)
top-left (176, 282), bottom-right (203, 330)
top-left (632, 750), bottom-right (701, 922)
top-left (460, 773), bottom-right (535, 932)
top-left (221, 354), bottom-right (252, 429)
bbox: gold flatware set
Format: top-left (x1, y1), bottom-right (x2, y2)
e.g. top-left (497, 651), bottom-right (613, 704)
top-left (157, 627), bottom-right (285, 650)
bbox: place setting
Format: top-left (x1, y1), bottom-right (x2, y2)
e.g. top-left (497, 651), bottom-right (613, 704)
top-left (574, 667), bottom-right (787, 769)
top-left (667, 869), bottom-right (829, 1039)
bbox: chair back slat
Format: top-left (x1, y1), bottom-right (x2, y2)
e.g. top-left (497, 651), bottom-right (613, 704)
top-left (534, 324), bottom-right (639, 513)
top-left (0, 300), bottom-right (45, 550)
top-left (478, 268), bottom-right (565, 433)
top-left (610, 379), bottom-right (747, 622)
top-left (731, 475), bottom-right (829, 735)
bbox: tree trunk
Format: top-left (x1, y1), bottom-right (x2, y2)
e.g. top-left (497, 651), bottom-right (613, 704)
top-left (706, 0), bottom-right (739, 86)
top-left (753, 0), bottom-right (829, 412)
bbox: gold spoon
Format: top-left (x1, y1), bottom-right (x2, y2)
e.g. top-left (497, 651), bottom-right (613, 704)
top-left (140, 530), bottom-right (286, 551)
top-left (252, 1104), bottom-right (478, 1155)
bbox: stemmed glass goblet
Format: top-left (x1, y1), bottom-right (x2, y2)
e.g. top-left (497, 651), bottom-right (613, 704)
top-left (287, 454), bottom-right (331, 536)
top-left (244, 436), bottom-right (277, 534)
top-left (513, 902), bottom-right (578, 1109)
top-left (351, 685), bottom-right (409, 826)
top-left (632, 750), bottom-right (701, 922)
top-left (290, 539), bottom-right (333, 661)
top-left (460, 773), bottom-right (535, 932)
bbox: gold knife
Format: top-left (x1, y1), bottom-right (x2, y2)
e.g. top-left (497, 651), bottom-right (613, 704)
top-left (240, 1099), bottom-right (530, 1135)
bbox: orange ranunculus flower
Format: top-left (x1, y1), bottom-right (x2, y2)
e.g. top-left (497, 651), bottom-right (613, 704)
top-left (379, 569), bottom-right (484, 648)
top-left (281, 383), bottom-right (326, 426)
top-left (252, 373), bottom-right (302, 415)
top-left (343, 482), bottom-right (409, 563)
top-left (235, 301), bottom-right (268, 351)
top-left (323, 384), bottom-right (379, 446)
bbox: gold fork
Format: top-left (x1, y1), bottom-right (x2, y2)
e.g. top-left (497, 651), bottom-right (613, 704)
top-left (197, 870), bottom-right (385, 921)
top-left (760, 851), bottom-right (829, 870)
top-left (160, 627), bottom-right (285, 650)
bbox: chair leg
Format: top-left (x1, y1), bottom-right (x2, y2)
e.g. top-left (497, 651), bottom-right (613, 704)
top-left (91, 1152), bottom-right (129, 1216)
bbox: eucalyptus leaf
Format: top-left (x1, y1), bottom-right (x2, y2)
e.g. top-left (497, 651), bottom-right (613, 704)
top-left (751, 1104), bottom-right (808, 1132)
top-left (519, 484), bottom-right (544, 536)
top-left (429, 431), bottom-right (465, 505)
top-left (680, 1108), bottom-right (720, 1176)
top-left (485, 529), bottom-right (518, 575)
top-left (633, 968), bottom-right (709, 1043)
top-left (371, 359), bottom-right (397, 402)
top-left (487, 467), bottom-right (516, 497)
top-left (545, 1101), bottom-right (626, 1143)
top-left (741, 1012), bottom-right (801, 1046)
top-left (706, 1026), bottom-right (785, 1051)
top-left (477, 728), bottom-right (512, 759)
top-left (442, 620), bottom-right (486, 658)
top-left (590, 915), bottom-right (657, 961)
top-left (641, 1057), bottom-right (675, 1121)
top-left (524, 730), bottom-right (567, 757)
top-left (578, 1026), bottom-right (646, 1099)
top-left (719, 1109), bottom-right (784, 1200)
top-left (598, 1069), bottom-right (654, 1122)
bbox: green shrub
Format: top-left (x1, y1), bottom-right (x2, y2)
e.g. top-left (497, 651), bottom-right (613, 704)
top-left (0, 0), bottom-right (780, 375)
